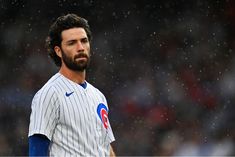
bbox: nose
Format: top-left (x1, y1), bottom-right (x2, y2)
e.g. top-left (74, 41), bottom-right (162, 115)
top-left (77, 41), bottom-right (84, 52)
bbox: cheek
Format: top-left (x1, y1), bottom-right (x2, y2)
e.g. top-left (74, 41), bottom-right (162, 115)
top-left (63, 47), bottom-right (75, 56)
top-left (84, 45), bottom-right (91, 55)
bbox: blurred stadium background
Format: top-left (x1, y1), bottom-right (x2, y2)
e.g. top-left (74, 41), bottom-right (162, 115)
top-left (0, 0), bottom-right (235, 156)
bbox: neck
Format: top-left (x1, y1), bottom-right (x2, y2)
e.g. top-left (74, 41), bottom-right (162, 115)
top-left (59, 65), bottom-right (86, 84)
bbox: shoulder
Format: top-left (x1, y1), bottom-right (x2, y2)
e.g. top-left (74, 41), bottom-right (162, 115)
top-left (86, 82), bottom-right (106, 100)
top-left (87, 82), bottom-right (103, 94)
top-left (33, 73), bottom-right (62, 102)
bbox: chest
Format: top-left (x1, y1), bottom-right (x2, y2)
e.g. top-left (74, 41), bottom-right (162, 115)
top-left (57, 88), bottom-right (107, 129)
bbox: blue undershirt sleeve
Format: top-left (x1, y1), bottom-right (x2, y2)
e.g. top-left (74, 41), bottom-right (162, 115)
top-left (29, 134), bottom-right (50, 156)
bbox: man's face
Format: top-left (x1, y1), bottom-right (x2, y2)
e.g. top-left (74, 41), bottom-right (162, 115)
top-left (59, 27), bottom-right (90, 71)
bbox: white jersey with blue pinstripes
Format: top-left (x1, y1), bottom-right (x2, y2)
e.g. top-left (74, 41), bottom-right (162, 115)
top-left (28, 73), bottom-right (115, 156)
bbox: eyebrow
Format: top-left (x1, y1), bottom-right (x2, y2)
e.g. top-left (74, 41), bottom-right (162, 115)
top-left (66, 39), bottom-right (77, 43)
top-left (64, 40), bottom-right (76, 45)
top-left (65, 37), bottom-right (88, 43)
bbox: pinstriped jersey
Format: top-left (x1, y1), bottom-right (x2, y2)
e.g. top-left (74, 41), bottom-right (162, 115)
top-left (28, 73), bottom-right (115, 156)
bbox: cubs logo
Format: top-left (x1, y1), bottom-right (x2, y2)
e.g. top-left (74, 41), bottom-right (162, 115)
top-left (97, 103), bottom-right (109, 129)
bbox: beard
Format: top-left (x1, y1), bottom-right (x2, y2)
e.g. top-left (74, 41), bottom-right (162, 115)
top-left (61, 50), bottom-right (90, 72)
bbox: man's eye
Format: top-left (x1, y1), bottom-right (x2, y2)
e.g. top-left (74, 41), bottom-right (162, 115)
top-left (81, 38), bottom-right (88, 43)
top-left (67, 41), bottom-right (76, 45)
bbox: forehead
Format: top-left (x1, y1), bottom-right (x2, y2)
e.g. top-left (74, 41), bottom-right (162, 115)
top-left (61, 27), bottom-right (87, 41)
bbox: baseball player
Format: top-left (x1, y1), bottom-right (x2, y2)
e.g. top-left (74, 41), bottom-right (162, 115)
top-left (28, 14), bottom-right (116, 156)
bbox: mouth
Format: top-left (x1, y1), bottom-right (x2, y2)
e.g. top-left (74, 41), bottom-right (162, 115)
top-left (74, 53), bottom-right (88, 61)
top-left (75, 57), bottom-right (87, 61)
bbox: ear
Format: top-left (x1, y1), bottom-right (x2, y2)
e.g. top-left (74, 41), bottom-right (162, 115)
top-left (54, 46), bottom-right (62, 58)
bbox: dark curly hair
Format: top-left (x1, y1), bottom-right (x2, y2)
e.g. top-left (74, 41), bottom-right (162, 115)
top-left (45, 13), bottom-right (92, 67)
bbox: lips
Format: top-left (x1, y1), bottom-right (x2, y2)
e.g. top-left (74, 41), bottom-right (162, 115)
top-left (74, 53), bottom-right (88, 60)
